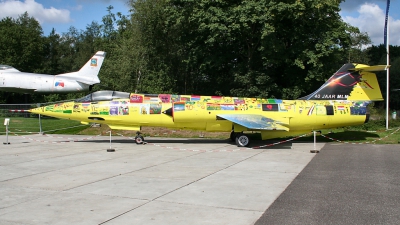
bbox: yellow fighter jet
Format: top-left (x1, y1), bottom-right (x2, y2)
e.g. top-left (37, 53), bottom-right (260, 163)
top-left (30, 63), bottom-right (388, 147)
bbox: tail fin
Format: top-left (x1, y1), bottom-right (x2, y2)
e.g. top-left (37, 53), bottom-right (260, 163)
top-left (57, 51), bottom-right (106, 85)
top-left (298, 63), bottom-right (389, 101)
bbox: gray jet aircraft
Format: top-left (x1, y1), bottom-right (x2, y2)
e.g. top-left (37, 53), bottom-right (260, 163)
top-left (0, 51), bottom-right (106, 93)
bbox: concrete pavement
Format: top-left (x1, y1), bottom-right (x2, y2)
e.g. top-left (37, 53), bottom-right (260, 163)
top-left (0, 134), bottom-right (321, 225)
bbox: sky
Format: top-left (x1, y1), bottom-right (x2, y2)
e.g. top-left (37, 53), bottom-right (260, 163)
top-left (0, 0), bottom-right (399, 46)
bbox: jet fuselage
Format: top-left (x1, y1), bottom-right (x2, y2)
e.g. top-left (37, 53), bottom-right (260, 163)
top-left (30, 91), bottom-right (369, 140)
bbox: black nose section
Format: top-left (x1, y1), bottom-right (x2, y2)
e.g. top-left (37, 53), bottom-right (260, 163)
top-left (162, 108), bottom-right (173, 117)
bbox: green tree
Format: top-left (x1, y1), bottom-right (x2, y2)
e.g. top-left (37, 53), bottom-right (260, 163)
top-left (0, 12), bottom-right (44, 72)
top-left (127, 0), bottom-right (357, 98)
top-left (366, 45), bottom-right (400, 110)
top-left (389, 57), bottom-right (400, 109)
top-left (93, 5), bottom-right (137, 92)
top-left (125, 0), bottom-right (179, 94)
top-left (346, 26), bottom-right (371, 64)
top-left (0, 12), bottom-right (45, 103)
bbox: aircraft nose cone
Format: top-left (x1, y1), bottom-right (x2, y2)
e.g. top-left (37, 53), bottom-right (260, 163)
top-left (29, 106), bottom-right (44, 114)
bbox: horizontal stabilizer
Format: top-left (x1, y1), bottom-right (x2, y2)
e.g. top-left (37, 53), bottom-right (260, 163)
top-left (217, 114), bottom-right (289, 131)
top-left (350, 65), bottom-right (390, 72)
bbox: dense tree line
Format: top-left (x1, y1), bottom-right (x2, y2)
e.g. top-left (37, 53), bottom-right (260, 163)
top-left (0, 1), bottom-right (399, 110)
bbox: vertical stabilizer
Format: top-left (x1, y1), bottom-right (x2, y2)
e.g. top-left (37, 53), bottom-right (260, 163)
top-left (57, 51), bottom-right (106, 85)
top-left (299, 63), bottom-right (387, 101)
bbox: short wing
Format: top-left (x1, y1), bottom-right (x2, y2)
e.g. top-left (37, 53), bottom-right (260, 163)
top-left (217, 114), bottom-right (289, 131)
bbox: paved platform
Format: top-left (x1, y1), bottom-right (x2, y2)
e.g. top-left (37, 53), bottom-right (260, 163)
top-left (0, 134), bottom-right (321, 225)
top-left (255, 143), bottom-right (400, 225)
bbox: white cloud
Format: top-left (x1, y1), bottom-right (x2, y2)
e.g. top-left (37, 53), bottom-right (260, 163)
top-left (70, 4), bottom-right (83, 11)
top-left (340, 0), bottom-right (387, 12)
top-left (341, 3), bottom-right (400, 46)
top-left (0, 0), bottom-right (71, 24)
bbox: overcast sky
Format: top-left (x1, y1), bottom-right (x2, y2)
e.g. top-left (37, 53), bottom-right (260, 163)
top-left (0, 0), bottom-right (399, 46)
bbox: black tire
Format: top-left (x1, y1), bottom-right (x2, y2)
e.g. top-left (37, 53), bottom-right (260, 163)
top-left (235, 134), bottom-right (250, 147)
top-left (135, 135), bottom-right (144, 144)
top-left (230, 131), bottom-right (236, 142)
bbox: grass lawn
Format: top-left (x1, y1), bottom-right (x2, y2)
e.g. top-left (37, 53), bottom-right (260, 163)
top-left (0, 117), bottom-right (89, 134)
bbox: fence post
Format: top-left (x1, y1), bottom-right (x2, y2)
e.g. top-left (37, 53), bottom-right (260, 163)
top-left (310, 131), bottom-right (319, 153)
top-left (37, 103), bottom-right (43, 134)
top-left (3, 118), bottom-right (10, 144)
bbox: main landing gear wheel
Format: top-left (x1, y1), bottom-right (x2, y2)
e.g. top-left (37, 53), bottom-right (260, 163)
top-left (230, 131), bottom-right (236, 142)
top-left (235, 134), bottom-right (250, 147)
top-left (134, 132), bottom-right (145, 144)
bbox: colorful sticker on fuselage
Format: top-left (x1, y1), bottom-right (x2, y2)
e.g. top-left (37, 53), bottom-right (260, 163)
top-left (236, 104), bottom-right (248, 111)
top-left (81, 103), bottom-right (90, 113)
top-left (220, 104), bottom-right (235, 110)
top-left (119, 105), bottom-right (129, 115)
top-left (171, 95), bottom-right (180, 102)
top-left (181, 95), bottom-right (191, 102)
top-left (144, 95), bottom-right (160, 103)
top-left (140, 104), bottom-right (150, 114)
top-left (45, 105), bottom-right (54, 112)
top-left (130, 94), bottom-right (143, 103)
top-left (110, 106), bottom-right (118, 115)
top-left (53, 103), bottom-right (66, 113)
top-left (211, 96), bottom-right (222, 103)
top-left (191, 95), bottom-right (201, 101)
top-left (150, 104), bottom-right (162, 114)
top-left (222, 97), bottom-right (233, 103)
top-left (159, 94), bottom-right (171, 103)
top-left (109, 101), bottom-right (119, 115)
top-left (207, 103), bottom-right (221, 110)
top-left (280, 104), bottom-right (292, 111)
top-left (336, 105), bottom-right (348, 114)
top-left (234, 98), bottom-right (245, 104)
top-left (262, 104), bottom-right (279, 111)
top-left (73, 103), bottom-right (80, 113)
top-left (174, 103), bottom-right (185, 112)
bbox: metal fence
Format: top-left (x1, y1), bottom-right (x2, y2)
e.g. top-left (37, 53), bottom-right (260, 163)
top-left (0, 104), bottom-right (36, 118)
top-left (1, 104), bottom-right (91, 136)
top-left (0, 104), bottom-right (41, 135)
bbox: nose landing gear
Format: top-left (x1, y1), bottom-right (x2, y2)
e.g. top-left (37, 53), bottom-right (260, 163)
top-left (134, 131), bottom-right (145, 144)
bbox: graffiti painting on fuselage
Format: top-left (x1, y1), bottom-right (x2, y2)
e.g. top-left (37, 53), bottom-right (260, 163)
top-left (44, 93), bottom-right (369, 116)
top-left (136, 103), bottom-right (162, 115)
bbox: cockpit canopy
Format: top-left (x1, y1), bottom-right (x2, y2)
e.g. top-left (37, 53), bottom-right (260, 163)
top-left (75, 90), bottom-right (130, 102)
top-left (0, 65), bottom-right (20, 72)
